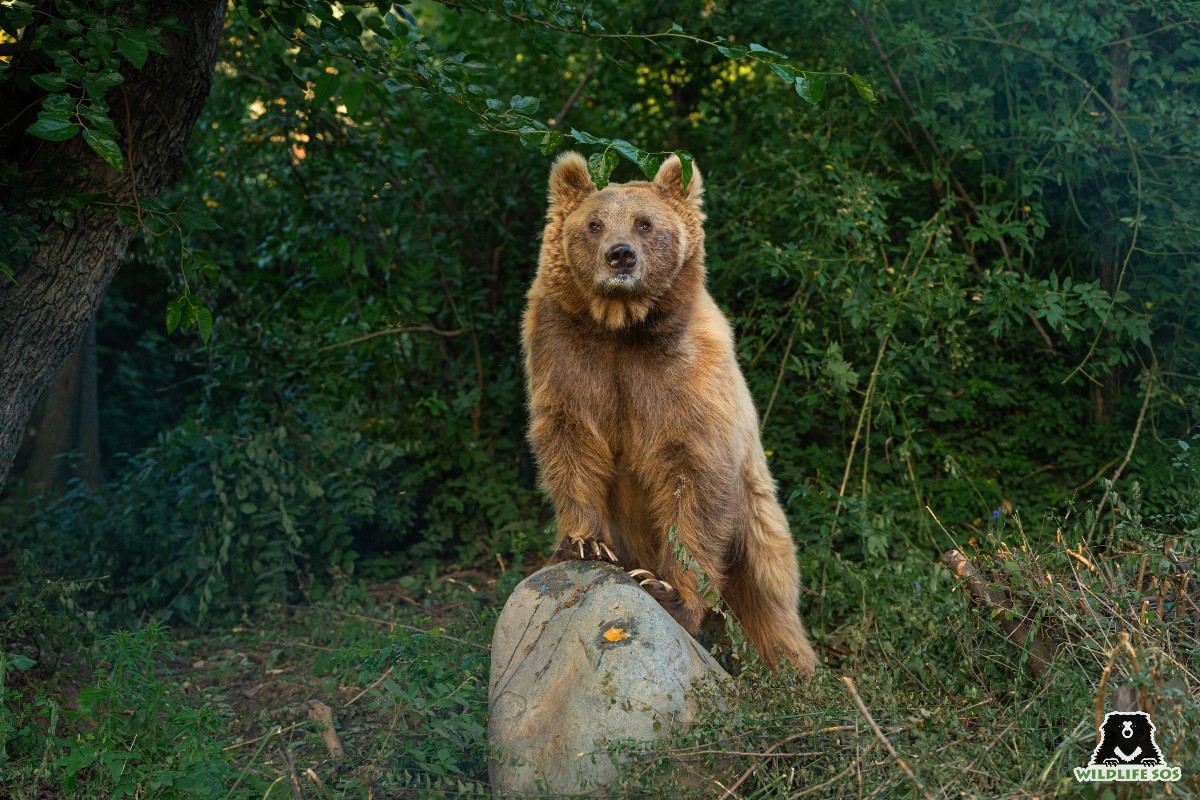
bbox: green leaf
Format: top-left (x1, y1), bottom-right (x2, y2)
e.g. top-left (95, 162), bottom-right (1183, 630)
top-left (851, 73), bottom-right (877, 103)
top-left (609, 141), bottom-right (659, 181)
top-left (3, 654), bottom-right (36, 671)
top-left (81, 71), bottom-right (124, 97)
top-left (538, 130), bottom-right (565, 155)
top-left (85, 30), bottom-right (114, 57)
top-left (570, 128), bottom-right (607, 145)
top-left (653, 40), bottom-right (685, 61)
top-left (31, 73), bottom-right (68, 92)
top-left (117, 31), bottom-right (149, 68)
top-left (166, 298), bottom-right (182, 334)
top-left (312, 71), bottom-right (339, 107)
top-left (749, 43), bottom-right (787, 58)
top-left (636, 152), bottom-right (659, 180)
top-left (586, 150), bottom-right (619, 191)
top-left (364, 14), bottom-right (389, 37)
top-left (27, 115), bottom-right (80, 142)
top-left (338, 10), bottom-right (363, 37)
top-left (769, 63), bottom-right (796, 83)
top-left (608, 138), bottom-right (641, 164)
top-left (509, 95), bottom-right (539, 114)
top-left (115, 205), bottom-right (138, 226)
top-left (175, 199), bottom-right (221, 231)
top-left (82, 128), bottom-right (124, 170)
top-left (42, 93), bottom-right (73, 115)
top-left (601, 52), bottom-right (635, 72)
top-left (341, 79), bottom-right (365, 114)
top-left (197, 305), bottom-right (213, 344)
top-left (716, 43), bottom-right (748, 60)
top-left (58, 746), bottom-right (97, 778)
top-left (295, 47), bottom-right (320, 67)
top-left (180, 297), bottom-right (198, 330)
top-left (795, 73), bottom-right (828, 105)
top-left (134, 27), bottom-right (166, 56)
top-left (191, 250), bottom-right (218, 282)
top-left (677, 150), bottom-right (694, 192)
top-left (100, 750), bottom-right (132, 784)
top-left (77, 104), bottom-right (118, 136)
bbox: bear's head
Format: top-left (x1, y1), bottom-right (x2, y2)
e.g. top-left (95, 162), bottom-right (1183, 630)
top-left (538, 151), bottom-right (706, 329)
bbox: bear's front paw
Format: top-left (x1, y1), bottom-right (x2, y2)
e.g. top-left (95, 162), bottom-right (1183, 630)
top-left (1141, 758), bottom-right (1162, 766)
top-left (552, 535), bottom-right (620, 565)
top-left (1103, 759), bottom-right (1120, 767)
top-left (628, 568), bottom-right (685, 617)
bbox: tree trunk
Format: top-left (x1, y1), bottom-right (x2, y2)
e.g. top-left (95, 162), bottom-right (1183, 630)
top-left (18, 320), bottom-right (101, 492)
top-left (0, 1), bottom-right (226, 491)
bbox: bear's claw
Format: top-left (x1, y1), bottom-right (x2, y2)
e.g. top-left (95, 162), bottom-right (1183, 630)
top-left (553, 535), bottom-right (620, 566)
top-left (628, 567), bottom-right (684, 616)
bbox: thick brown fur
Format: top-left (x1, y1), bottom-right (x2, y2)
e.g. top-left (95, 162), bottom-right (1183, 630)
top-left (522, 152), bottom-right (818, 675)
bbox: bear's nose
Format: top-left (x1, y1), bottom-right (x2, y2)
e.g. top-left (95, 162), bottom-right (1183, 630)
top-left (606, 244), bottom-right (637, 273)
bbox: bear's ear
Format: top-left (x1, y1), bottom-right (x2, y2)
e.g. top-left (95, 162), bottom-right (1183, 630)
top-left (548, 152), bottom-right (594, 210)
top-left (653, 154), bottom-right (703, 207)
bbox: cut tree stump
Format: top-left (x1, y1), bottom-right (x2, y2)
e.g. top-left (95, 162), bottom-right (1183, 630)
top-left (488, 560), bottom-right (730, 797)
top-left (943, 549), bottom-right (1057, 680)
top-left (307, 700), bottom-right (345, 760)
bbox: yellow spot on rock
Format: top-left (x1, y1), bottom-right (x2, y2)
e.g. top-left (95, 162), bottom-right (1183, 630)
top-left (603, 626), bottom-right (630, 642)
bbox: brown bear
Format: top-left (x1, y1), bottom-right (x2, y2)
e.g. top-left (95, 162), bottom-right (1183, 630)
top-left (522, 151), bottom-right (818, 675)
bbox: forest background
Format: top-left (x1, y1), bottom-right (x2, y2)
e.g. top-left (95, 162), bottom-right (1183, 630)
top-left (1, 1), bottom-right (1198, 797)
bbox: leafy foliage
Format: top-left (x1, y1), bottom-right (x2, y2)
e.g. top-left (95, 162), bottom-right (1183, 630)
top-left (1, 623), bottom-right (251, 799)
top-left (1, 0), bottom-right (1198, 795)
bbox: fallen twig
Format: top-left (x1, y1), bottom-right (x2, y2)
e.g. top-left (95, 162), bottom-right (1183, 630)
top-left (841, 676), bottom-right (933, 800)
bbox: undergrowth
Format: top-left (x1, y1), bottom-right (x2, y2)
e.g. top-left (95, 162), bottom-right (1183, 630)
top-left (3, 450), bottom-right (1196, 798)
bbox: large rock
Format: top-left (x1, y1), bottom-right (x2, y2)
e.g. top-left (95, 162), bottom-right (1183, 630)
top-left (488, 560), bottom-right (729, 797)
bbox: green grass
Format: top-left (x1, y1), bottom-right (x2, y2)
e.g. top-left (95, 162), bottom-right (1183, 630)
top-left (2, 484), bottom-right (1197, 798)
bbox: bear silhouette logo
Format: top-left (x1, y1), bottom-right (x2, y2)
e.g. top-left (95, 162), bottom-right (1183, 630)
top-left (1089, 712), bottom-right (1164, 767)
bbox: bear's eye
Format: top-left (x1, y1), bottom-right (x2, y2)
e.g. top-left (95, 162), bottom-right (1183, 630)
top-left (588, 221), bottom-right (602, 234)
top-left (636, 219), bottom-right (652, 233)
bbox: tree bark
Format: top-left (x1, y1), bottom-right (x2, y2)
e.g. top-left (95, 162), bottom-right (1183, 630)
top-left (0, 1), bottom-right (227, 491)
top-left (18, 320), bottom-right (101, 491)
